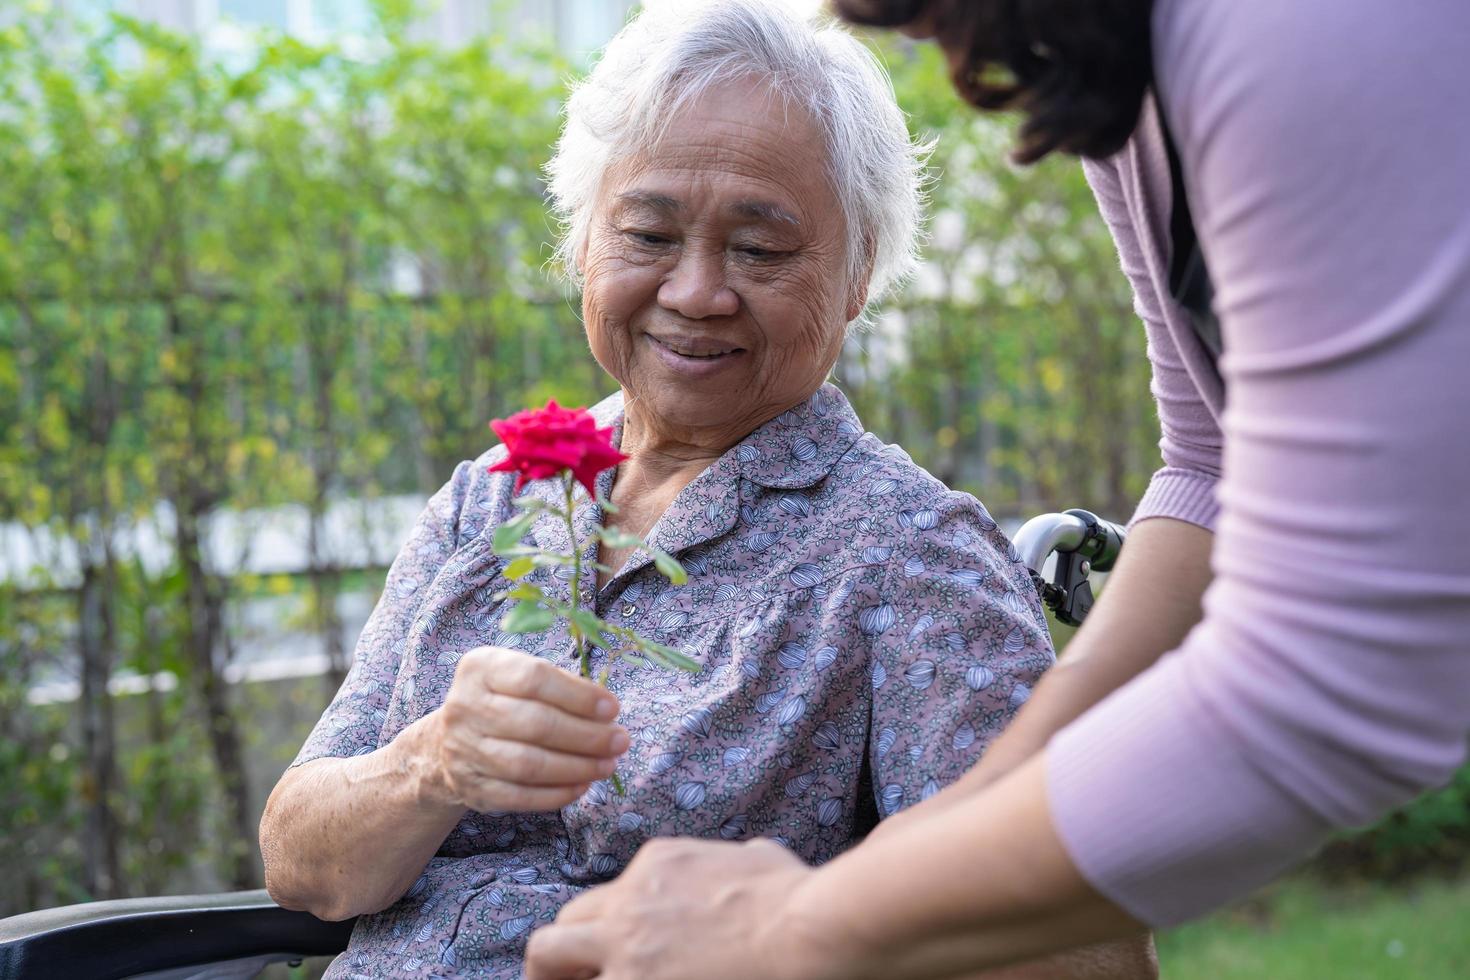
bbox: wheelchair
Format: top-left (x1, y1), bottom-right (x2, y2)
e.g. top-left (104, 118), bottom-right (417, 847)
top-left (0, 511), bottom-right (1125, 980)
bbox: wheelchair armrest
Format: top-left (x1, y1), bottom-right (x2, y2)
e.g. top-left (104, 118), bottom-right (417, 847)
top-left (0, 890), bottom-right (356, 980)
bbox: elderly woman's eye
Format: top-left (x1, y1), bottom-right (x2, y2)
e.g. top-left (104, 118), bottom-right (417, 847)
top-left (627, 230), bottom-right (671, 246)
top-left (736, 244), bottom-right (785, 260)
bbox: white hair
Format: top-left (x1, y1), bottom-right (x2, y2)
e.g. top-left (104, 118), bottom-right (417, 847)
top-left (546, 0), bottom-right (929, 308)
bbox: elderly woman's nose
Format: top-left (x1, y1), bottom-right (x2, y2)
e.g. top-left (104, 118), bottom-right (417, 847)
top-left (657, 250), bottom-right (740, 319)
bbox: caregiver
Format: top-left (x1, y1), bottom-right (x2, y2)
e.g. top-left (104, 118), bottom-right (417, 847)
top-left (525, 0), bottom-right (1470, 977)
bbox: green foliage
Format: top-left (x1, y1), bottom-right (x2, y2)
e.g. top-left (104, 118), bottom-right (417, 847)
top-left (0, 562), bottom-right (215, 915)
top-left (846, 39), bottom-right (1158, 518)
top-left (0, 588), bottom-right (86, 913)
top-left (0, 2), bottom-right (583, 909)
top-left (501, 601), bottom-right (555, 635)
top-left (1323, 765), bottom-right (1470, 879)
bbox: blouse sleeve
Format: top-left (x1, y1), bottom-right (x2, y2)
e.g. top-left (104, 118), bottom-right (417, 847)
top-left (863, 492), bottom-right (1055, 820)
top-left (1047, 0), bottom-right (1470, 927)
top-left (1083, 144), bottom-right (1222, 531)
top-left (292, 460), bottom-right (478, 766)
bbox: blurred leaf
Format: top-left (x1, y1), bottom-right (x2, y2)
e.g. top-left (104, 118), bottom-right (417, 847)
top-left (649, 548), bottom-right (687, 586)
top-left (493, 511), bottom-right (537, 555)
top-left (596, 526), bottom-right (642, 550)
top-left (501, 601), bottom-right (553, 635)
top-left (632, 638), bottom-right (700, 673)
top-left (496, 583), bottom-right (544, 603)
top-left (568, 608), bottom-right (607, 646)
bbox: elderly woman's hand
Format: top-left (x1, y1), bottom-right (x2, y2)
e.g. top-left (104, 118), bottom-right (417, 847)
top-left (422, 646), bottom-right (630, 812)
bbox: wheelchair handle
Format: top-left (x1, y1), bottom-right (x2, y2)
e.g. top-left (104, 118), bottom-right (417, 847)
top-left (1013, 509), bottom-right (1125, 575)
top-left (1013, 510), bottom-right (1127, 627)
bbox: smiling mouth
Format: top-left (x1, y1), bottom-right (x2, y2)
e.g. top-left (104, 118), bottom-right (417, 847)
top-left (648, 335), bottom-right (745, 359)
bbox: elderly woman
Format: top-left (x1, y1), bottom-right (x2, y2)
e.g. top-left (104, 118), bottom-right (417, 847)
top-left (258, 3), bottom-right (1116, 977)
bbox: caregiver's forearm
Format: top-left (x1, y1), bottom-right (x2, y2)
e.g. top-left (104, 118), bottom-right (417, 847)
top-left (978, 517), bottom-right (1211, 777)
top-left (834, 522), bottom-right (1202, 980)
top-left (875, 518), bottom-right (1212, 842)
top-left (788, 755), bottom-right (1141, 980)
top-left (260, 713), bottom-right (462, 921)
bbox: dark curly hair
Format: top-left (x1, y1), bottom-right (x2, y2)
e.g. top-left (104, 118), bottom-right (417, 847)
top-left (836, 0), bottom-right (1155, 164)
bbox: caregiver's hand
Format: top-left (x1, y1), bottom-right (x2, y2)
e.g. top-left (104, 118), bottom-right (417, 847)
top-left (524, 838), bottom-right (847, 980)
top-left (421, 646), bottom-right (630, 812)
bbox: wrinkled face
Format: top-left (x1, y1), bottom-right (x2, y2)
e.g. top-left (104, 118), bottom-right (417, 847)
top-left (579, 78), bottom-right (865, 447)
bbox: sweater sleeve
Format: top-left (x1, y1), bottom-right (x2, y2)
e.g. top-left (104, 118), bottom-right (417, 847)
top-left (1082, 145), bottom-right (1221, 531)
top-left (1048, 0), bottom-right (1470, 926)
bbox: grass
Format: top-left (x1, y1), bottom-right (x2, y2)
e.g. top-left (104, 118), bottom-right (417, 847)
top-left (1157, 873), bottom-right (1470, 978)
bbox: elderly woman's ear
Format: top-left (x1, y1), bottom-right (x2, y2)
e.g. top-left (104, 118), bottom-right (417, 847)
top-left (573, 238), bottom-right (587, 280)
top-left (845, 282), bottom-right (869, 324)
top-left (847, 236), bottom-right (877, 322)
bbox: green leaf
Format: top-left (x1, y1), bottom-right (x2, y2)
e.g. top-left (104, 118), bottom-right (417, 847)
top-left (596, 491), bottom-right (619, 514)
top-left (610, 772), bottom-right (625, 796)
top-left (568, 608), bottom-right (608, 646)
top-left (494, 546), bottom-right (543, 558)
top-left (649, 547), bottom-right (688, 585)
top-left (596, 526), bottom-right (642, 549)
top-left (495, 583), bottom-right (545, 603)
top-left (501, 602), bottom-right (554, 634)
top-left (512, 495), bottom-right (548, 512)
top-left (635, 638), bottom-right (700, 673)
top-left (504, 556), bottom-right (535, 579)
top-left (492, 511), bottom-right (537, 555)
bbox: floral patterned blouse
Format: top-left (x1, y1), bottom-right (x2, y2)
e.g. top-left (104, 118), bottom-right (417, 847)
top-left (294, 383), bottom-right (1054, 979)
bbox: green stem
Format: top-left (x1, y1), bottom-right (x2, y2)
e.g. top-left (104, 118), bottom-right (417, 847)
top-left (562, 475), bottom-right (623, 796)
top-left (563, 475), bottom-right (590, 680)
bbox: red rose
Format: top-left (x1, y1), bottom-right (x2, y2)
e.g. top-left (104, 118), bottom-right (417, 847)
top-left (487, 399), bottom-right (627, 496)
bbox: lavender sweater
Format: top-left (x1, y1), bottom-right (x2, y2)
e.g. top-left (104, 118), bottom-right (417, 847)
top-left (1044, 0), bottom-right (1470, 926)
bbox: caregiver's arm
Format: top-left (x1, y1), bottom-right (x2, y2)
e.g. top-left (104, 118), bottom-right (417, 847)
top-left (871, 516), bottom-right (1211, 838)
top-left (966, 518), bottom-right (1211, 778)
top-left (783, 757), bottom-right (1143, 980)
top-left (856, 496), bottom-right (1156, 979)
top-left (856, 521), bottom-right (1200, 977)
top-left (524, 758), bottom-right (1140, 980)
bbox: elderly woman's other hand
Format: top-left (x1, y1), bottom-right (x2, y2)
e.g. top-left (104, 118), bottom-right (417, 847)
top-left (422, 646), bottom-right (631, 813)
